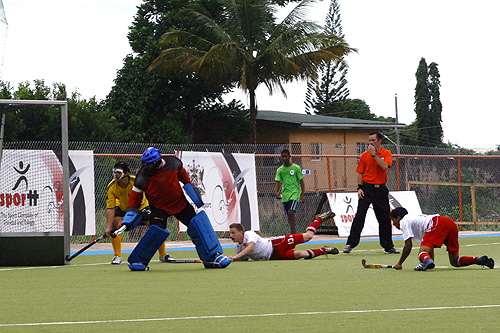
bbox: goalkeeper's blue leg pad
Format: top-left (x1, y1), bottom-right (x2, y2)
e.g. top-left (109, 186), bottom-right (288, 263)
top-left (128, 225), bottom-right (170, 271)
top-left (187, 211), bottom-right (231, 269)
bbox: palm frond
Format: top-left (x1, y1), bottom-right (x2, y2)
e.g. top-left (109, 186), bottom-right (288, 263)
top-left (278, 0), bottom-right (321, 29)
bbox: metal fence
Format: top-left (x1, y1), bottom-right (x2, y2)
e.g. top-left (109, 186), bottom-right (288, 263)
top-left (4, 142), bottom-right (500, 244)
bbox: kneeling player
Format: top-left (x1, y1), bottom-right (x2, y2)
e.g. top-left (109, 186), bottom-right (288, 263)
top-left (390, 207), bottom-right (495, 271)
top-left (228, 212), bottom-right (339, 261)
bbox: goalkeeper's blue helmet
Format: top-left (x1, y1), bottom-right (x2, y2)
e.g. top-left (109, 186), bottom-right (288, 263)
top-left (142, 147), bottom-right (162, 164)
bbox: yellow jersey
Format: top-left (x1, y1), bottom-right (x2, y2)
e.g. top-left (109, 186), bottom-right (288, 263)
top-left (106, 175), bottom-right (148, 211)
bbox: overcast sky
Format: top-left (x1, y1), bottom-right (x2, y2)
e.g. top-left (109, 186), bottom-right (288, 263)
top-left (1, 0), bottom-right (499, 149)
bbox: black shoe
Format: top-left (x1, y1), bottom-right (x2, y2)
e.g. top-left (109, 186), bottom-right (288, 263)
top-left (414, 259), bottom-right (435, 271)
top-left (315, 211), bottom-right (336, 222)
top-left (343, 245), bottom-right (353, 254)
top-left (324, 246), bottom-right (339, 255)
top-left (477, 256), bottom-right (494, 269)
top-left (384, 247), bottom-right (400, 254)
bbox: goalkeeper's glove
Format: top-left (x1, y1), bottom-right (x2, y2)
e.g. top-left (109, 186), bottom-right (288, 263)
top-left (121, 208), bottom-right (140, 231)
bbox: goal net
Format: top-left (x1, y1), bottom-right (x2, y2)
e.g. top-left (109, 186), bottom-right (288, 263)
top-left (0, 99), bottom-right (72, 265)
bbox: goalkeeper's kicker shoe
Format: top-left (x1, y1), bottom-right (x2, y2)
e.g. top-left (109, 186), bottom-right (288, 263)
top-left (203, 253), bottom-right (232, 269)
top-left (414, 259), bottom-right (435, 271)
top-left (111, 255), bottom-right (122, 265)
top-left (477, 255), bottom-right (495, 269)
top-left (324, 246), bottom-right (339, 255)
top-left (315, 211), bottom-right (336, 222)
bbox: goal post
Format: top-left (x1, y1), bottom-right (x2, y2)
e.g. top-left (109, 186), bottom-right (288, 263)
top-left (0, 99), bottom-right (70, 266)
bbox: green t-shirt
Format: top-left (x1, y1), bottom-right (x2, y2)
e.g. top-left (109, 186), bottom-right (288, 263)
top-left (275, 164), bottom-right (304, 202)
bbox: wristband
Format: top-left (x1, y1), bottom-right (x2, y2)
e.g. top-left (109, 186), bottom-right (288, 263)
top-left (372, 153), bottom-right (377, 157)
top-left (357, 184), bottom-right (363, 191)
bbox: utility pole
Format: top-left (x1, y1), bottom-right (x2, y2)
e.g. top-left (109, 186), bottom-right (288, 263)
top-left (394, 93), bottom-right (400, 154)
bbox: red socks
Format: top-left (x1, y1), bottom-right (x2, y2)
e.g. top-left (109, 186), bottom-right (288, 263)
top-left (307, 248), bottom-right (326, 259)
top-left (306, 217), bottom-right (322, 234)
top-left (418, 251), bottom-right (431, 262)
top-left (457, 256), bottom-right (478, 267)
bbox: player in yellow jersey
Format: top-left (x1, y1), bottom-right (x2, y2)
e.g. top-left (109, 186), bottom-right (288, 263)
top-left (105, 162), bottom-right (168, 264)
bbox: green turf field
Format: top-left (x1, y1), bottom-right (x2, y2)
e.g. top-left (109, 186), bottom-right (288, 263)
top-left (1, 235), bottom-right (499, 332)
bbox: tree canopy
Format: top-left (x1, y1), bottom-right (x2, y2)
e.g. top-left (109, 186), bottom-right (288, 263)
top-left (0, 79), bottom-right (117, 142)
top-left (149, 0), bottom-right (355, 143)
top-left (104, 0), bottom-right (249, 144)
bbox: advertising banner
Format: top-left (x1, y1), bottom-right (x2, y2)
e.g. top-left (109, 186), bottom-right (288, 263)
top-left (0, 150), bottom-right (95, 235)
top-left (327, 191), bottom-right (422, 237)
top-left (178, 151), bottom-right (259, 232)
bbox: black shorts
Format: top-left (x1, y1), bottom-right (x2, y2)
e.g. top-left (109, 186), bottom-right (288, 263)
top-left (114, 206), bottom-right (126, 217)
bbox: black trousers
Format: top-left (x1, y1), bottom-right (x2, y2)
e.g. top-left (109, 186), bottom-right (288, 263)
top-left (346, 184), bottom-right (394, 250)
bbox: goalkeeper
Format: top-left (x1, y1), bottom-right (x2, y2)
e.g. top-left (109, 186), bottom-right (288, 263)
top-left (105, 162), bottom-right (168, 264)
top-left (122, 147), bottom-right (231, 269)
top-left (228, 212), bottom-right (339, 261)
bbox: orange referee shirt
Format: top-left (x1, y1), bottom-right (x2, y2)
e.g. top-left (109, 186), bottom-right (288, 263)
top-left (356, 147), bottom-right (392, 185)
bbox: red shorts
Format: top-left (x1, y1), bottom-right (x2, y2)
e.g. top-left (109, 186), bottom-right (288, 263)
top-left (421, 216), bottom-right (459, 255)
top-left (270, 234), bottom-right (305, 260)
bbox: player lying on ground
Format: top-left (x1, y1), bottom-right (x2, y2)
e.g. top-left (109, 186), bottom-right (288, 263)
top-left (389, 207), bottom-right (495, 271)
top-left (228, 212), bottom-right (339, 261)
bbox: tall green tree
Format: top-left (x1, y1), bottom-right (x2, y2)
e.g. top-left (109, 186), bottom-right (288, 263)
top-left (304, 0), bottom-right (349, 115)
top-left (414, 57), bottom-right (443, 147)
top-left (428, 62), bottom-right (443, 145)
top-left (149, 0), bottom-right (355, 143)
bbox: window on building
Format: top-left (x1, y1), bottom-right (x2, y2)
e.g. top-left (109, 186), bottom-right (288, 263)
top-left (310, 142), bottom-right (322, 161)
top-left (356, 142), bottom-right (368, 155)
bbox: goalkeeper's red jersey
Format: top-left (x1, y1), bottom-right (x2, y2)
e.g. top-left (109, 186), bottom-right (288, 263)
top-left (128, 157), bottom-right (191, 215)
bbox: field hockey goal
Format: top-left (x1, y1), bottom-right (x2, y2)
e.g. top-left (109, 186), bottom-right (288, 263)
top-left (0, 99), bottom-right (71, 266)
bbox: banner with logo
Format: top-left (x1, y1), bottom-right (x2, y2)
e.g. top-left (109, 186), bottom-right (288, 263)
top-left (327, 191), bottom-right (422, 237)
top-left (178, 151), bottom-right (259, 232)
top-left (0, 150), bottom-right (95, 235)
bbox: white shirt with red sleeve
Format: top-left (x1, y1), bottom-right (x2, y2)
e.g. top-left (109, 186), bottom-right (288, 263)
top-left (400, 214), bottom-right (439, 243)
top-left (234, 230), bottom-right (273, 261)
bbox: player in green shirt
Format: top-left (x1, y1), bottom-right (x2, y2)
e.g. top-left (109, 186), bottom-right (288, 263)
top-left (275, 149), bottom-right (305, 234)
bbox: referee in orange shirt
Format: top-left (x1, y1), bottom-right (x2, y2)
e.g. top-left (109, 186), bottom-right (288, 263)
top-left (343, 132), bottom-right (399, 254)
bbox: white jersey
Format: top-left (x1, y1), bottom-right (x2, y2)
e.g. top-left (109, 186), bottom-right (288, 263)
top-left (400, 214), bottom-right (439, 243)
top-left (234, 230), bottom-right (273, 261)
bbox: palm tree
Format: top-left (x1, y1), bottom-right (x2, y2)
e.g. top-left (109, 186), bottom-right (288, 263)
top-left (149, 0), bottom-right (356, 143)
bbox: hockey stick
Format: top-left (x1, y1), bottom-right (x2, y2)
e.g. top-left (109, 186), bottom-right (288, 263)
top-left (65, 234), bottom-right (107, 262)
top-left (361, 258), bottom-right (394, 269)
top-left (162, 254), bottom-right (202, 264)
top-left (65, 209), bottom-right (145, 262)
top-left (65, 227), bottom-right (124, 262)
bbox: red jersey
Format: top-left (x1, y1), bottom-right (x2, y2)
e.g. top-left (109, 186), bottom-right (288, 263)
top-left (129, 157), bottom-right (191, 215)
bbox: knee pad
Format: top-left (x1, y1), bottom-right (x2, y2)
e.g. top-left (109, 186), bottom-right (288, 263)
top-left (128, 225), bottom-right (170, 271)
top-left (187, 211), bottom-right (230, 269)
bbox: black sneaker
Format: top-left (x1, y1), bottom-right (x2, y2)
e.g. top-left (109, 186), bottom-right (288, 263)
top-left (324, 246), bottom-right (339, 255)
top-left (384, 247), bottom-right (400, 254)
top-left (343, 245), bottom-right (353, 254)
top-left (477, 256), bottom-right (494, 269)
top-left (159, 254), bottom-right (172, 263)
top-left (414, 259), bottom-right (435, 271)
top-left (315, 211), bottom-right (336, 222)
